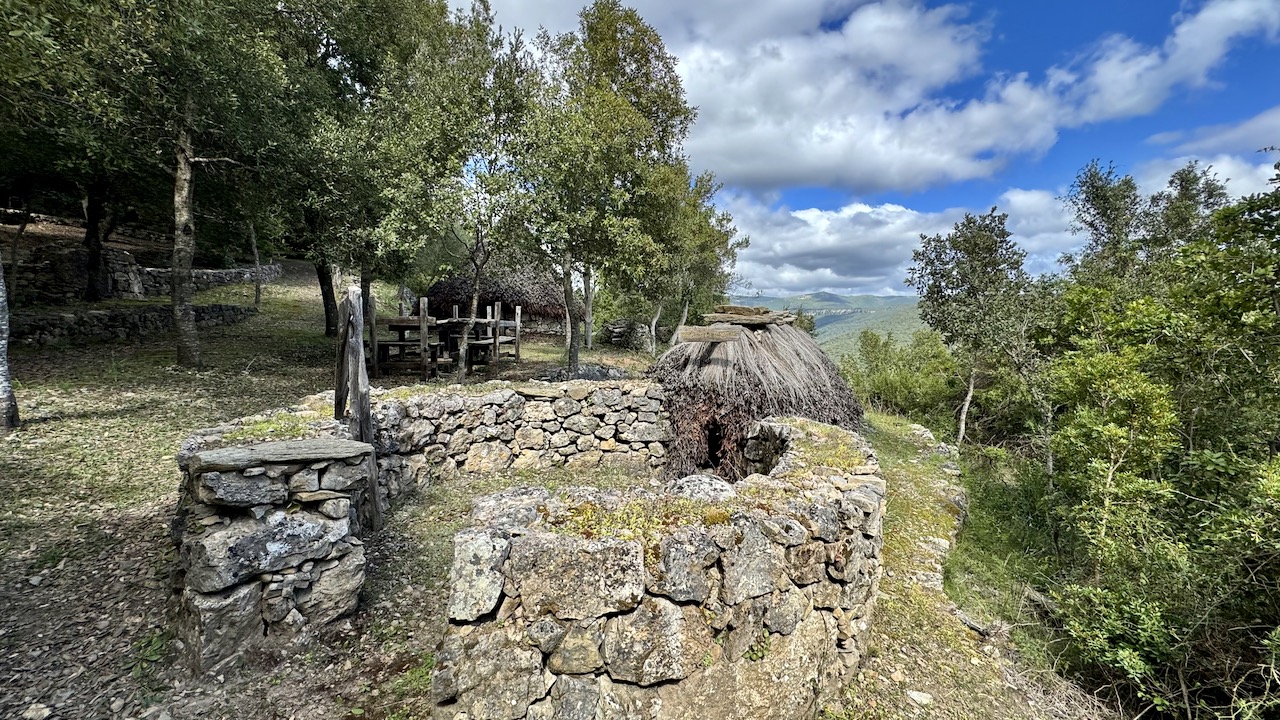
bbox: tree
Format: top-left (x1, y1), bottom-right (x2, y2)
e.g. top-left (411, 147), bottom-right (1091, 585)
top-left (906, 208), bottom-right (1029, 444)
top-left (417, 5), bottom-right (536, 379)
top-left (524, 0), bottom-right (695, 373)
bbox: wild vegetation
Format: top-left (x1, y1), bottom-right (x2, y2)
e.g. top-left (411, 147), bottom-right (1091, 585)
top-left (842, 159), bottom-right (1280, 718)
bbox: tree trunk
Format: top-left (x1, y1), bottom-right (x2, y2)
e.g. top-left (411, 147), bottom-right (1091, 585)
top-left (648, 304), bottom-right (662, 356)
top-left (82, 182), bottom-right (109, 301)
top-left (457, 271), bottom-right (481, 382)
top-left (316, 261), bottom-right (339, 337)
top-left (172, 121), bottom-right (201, 368)
top-left (6, 207), bottom-right (29, 304)
top-left (563, 252), bottom-right (580, 375)
top-left (583, 265), bottom-right (594, 350)
top-left (248, 220), bottom-right (262, 307)
top-left (957, 365), bottom-right (976, 446)
top-left (0, 250), bottom-right (18, 431)
top-left (670, 299), bottom-right (689, 349)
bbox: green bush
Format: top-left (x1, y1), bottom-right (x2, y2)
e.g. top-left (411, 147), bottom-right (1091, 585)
top-left (839, 329), bottom-right (959, 430)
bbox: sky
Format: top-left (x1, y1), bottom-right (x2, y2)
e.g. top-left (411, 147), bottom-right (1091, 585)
top-left (456, 0), bottom-right (1280, 296)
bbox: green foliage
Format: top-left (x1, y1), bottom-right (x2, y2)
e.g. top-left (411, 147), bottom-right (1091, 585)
top-left (895, 159), bottom-right (1280, 715)
top-left (839, 330), bottom-right (959, 430)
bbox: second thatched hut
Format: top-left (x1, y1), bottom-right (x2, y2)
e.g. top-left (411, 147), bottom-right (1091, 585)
top-left (650, 306), bottom-right (863, 479)
top-left (424, 259), bottom-right (579, 333)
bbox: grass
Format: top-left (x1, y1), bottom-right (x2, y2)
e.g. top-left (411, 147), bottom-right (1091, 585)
top-left (823, 412), bottom-right (1111, 720)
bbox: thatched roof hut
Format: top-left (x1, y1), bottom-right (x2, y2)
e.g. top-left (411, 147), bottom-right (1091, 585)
top-left (650, 312), bottom-right (863, 480)
top-left (425, 261), bottom-right (579, 320)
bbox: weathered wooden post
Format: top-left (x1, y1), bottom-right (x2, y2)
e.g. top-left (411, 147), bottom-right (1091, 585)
top-left (514, 305), bottom-right (522, 361)
top-left (334, 285), bottom-right (381, 532)
top-left (418, 296), bottom-right (430, 380)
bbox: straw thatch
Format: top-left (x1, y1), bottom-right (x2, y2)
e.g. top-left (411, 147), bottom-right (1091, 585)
top-left (649, 322), bottom-right (863, 479)
top-left (425, 260), bottom-right (579, 319)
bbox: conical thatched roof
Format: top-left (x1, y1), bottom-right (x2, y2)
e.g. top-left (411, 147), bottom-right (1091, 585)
top-left (426, 259), bottom-right (579, 319)
top-left (650, 322), bottom-right (863, 480)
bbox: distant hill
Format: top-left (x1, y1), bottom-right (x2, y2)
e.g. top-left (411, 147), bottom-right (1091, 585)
top-left (729, 293), bottom-right (926, 359)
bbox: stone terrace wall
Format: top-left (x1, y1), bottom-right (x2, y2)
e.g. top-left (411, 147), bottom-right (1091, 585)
top-left (431, 417), bottom-right (885, 720)
top-left (135, 262), bottom-right (284, 298)
top-left (172, 439), bottom-right (377, 672)
top-left (6, 238), bottom-right (282, 305)
top-left (12, 304), bottom-right (257, 346)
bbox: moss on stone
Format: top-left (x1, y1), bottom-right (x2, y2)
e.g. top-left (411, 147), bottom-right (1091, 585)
top-left (222, 412), bottom-right (316, 443)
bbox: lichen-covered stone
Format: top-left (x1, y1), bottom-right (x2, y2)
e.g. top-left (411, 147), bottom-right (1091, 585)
top-left (506, 533), bottom-right (644, 620)
top-left (194, 471), bottom-right (286, 507)
top-left (295, 545), bottom-right (365, 625)
top-left (648, 529), bottom-right (719, 603)
top-left (179, 582), bottom-right (263, 672)
top-left (320, 462), bottom-right (366, 491)
top-left (447, 529), bottom-right (511, 622)
top-left (548, 620), bottom-right (605, 674)
top-left (433, 624), bottom-right (547, 719)
top-left (183, 511), bottom-right (348, 593)
top-left (602, 596), bottom-right (713, 686)
top-left (667, 474), bottom-right (737, 502)
top-left (720, 516), bottom-right (788, 605)
top-left (464, 441), bottom-right (513, 473)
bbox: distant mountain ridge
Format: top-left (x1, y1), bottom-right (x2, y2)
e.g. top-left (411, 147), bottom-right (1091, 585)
top-left (728, 292), bottom-right (925, 358)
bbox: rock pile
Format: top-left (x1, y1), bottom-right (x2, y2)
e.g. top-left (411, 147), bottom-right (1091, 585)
top-left (598, 318), bottom-right (653, 350)
top-left (432, 417), bottom-right (885, 720)
top-left (171, 438), bottom-right (377, 672)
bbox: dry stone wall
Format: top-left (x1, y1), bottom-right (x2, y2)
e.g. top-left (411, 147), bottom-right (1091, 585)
top-left (171, 381), bottom-right (672, 672)
top-left (11, 304), bottom-right (257, 346)
top-left (369, 381), bottom-right (671, 487)
top-left (432, 417), bottom-right (885, 720)
top-left (171, 438), bottom-right (377, 672)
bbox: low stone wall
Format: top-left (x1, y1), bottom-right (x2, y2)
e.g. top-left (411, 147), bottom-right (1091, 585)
top-left (432, 417), bottom-right (885, 720)
top-left (135, 262), bottom-right (284, 298)
top-left (369, 381), bottom-right (670, 487)
top-left (172, 439), bottom-right (377, 672)
top-left (11, 304), bottom-right (258, 346)
top-left (6, 238), bottom-right (283, 305)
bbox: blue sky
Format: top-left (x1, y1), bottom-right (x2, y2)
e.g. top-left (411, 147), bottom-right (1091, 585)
top-left (463, 0), bottom-right (1280, 295)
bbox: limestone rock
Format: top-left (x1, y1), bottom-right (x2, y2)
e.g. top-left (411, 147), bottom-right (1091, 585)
top-left (620, 421), bottom-right (667, 443)
top-left (527, 675), bottom-right (602, 720)
top-left (602, 596), bottom-right (713, 686)
top-left (547, 620), bottom-right (605, 674)
top-left (447, 529), bottom-right (511, 622)
top-left (183, 510), bottom-right (348, 593)
top-left (563, 415), bottom-right (601, 435)
top-left (552, 397), bottom-right (581, 418)
top-left (764, 589), bottom-right (810, 635)
top-left (320, 462), bottom-right (366, 491)
top-left (654, 610), bottom-right (835, 720)
top-left (506, 533), bottom-right (644, 620)
top-left (471, 487), bottom-right (559, 529)
top-left (295, 545), bottom-right (365, 625)
top-left (194, 471), bottom-right (286, 507)
top-left (188, 438), bottom-right (370, 473)
top-left (720, 517), bottom-right (788, 605)
top-left (514, 426), bottom-right (547, 451)
top-left (434, 624), bottom-right (547, 719)
top-left (179, 581), bottom-right (263, 671)
top-left (667, 474), bottom-right (737, 503)
top-left (464, 441), bottom-right (513, 473)
top-left (648, 529), bottom-right (719, 603)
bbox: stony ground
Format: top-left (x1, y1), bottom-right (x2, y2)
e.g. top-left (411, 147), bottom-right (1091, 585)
top-left (1, 260), bottom-right (1113, 720)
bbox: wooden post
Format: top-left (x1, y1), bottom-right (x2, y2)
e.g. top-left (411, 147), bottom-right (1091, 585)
top-left (335, 286), bottom-right (373, 444)
top-left (367, 289), bottom-right (380, 379)
top-left (493, 301), bottom-right (502, 362)
top-left (514, 305), bottom-right (522, 361)
top-left (452, 304), bottom-right (459, 319)
top-left (418, 296), bottom-right (429, 380)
